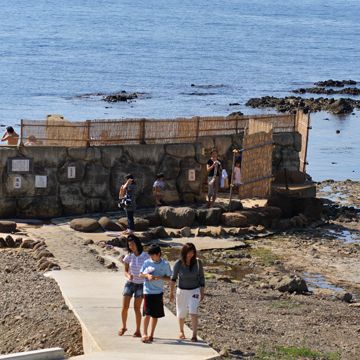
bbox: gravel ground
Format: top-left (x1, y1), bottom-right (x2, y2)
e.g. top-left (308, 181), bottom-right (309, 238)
top-left (0, 249), bottom-right (83, 357)
top-left (165, 279), bottom-right (360, 359)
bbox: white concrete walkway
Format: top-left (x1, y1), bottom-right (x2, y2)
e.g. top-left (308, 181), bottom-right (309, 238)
top-left (49, 270), bottom-right (219, 360)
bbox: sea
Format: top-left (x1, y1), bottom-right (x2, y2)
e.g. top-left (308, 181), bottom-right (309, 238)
top-left (0, 0), bottom-right (359, 181)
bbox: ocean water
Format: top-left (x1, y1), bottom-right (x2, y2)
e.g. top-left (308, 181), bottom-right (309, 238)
top-left (0, 0), bottom-right (359, 180)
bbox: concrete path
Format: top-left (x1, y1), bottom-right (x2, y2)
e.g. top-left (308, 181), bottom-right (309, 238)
top-left (48, 270), bottom-right (219, 360)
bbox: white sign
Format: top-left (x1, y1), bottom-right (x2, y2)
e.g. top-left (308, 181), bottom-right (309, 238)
top-left (188, 169), bottom-right (196, 181)
top-left (67, 166), bottom-right (76, 179)
top-left (35, 175), bottom-right (47, 188)
top-left (12, 159), bottom-right (30, 172)
top-left (14, 176), bottom-right (22, 189)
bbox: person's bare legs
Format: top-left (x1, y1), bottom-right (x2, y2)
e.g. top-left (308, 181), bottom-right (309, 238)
top-left (178, 318), bottom-right (186, 339)
top-left (149, 317), bottom-right (158, 339)
top-left (190, 314), bottom-right (198, 341)
top-left (133, 297), bottom-right (143, 336)
top-left (119, 295), bottom-right (131, 335)
top-left (142, 315), bottom-right (150, 341)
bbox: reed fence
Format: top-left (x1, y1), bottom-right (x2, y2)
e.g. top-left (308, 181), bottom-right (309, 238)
top-left (20, 113), bottom-right (296, 147)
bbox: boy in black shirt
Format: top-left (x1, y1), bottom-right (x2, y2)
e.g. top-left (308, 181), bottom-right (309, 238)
top-left (206, 149), bottom-right (222, 207)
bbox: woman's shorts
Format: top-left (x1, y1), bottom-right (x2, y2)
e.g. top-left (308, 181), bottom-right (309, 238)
top-left (176, 287), bottom-right (201, 318)
top-left (123, 281), bottom-right (144, 298)
top-left (143, 293), bottom-right (165, 318)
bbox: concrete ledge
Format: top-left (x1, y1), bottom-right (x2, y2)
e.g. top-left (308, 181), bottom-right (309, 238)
top-left (0, 348), bottom-right (64, 360)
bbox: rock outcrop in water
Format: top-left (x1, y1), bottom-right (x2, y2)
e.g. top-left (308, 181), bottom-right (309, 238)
top-left (246, 79), bottom-right (360, 114)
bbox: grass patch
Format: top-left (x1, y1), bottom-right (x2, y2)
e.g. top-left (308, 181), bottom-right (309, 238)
top-left (255, 345), bottom-right (340, 360)
top-left (250, 247), bottom-right (278, 266)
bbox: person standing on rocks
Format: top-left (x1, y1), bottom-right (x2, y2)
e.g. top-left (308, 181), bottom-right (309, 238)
top-left (153, 173), bottom-right (166, 207)
top-left (119, 174), bottom-right (136, 234)
top-left (206, 149), bottom-right (222, 207)
top-left (118, 234), bottom-right (149, 338)
top-left (1, 126), bottom-right (19, 146)
top-left (170, 242), bottom-right (205, 342)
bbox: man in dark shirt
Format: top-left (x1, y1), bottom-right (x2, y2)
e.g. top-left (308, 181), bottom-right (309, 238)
top-left (206, 149), bottom-right (222, 207)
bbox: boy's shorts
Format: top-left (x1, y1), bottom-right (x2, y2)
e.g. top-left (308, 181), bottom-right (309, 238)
top-left (123, 281), bottom-right (144, 298)
top-left (143, 293), bottom-right (165, 318)
top-left (176, 288), bottom-right (200, 318)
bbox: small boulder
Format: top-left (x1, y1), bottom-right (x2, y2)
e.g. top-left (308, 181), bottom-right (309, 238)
top-left (0, 221), bottom-right (17, 233)
top-left (149, 226), bottom-right (168, 239)
top-left (0, 237), bottom-right (7, 248)
top-left (180, 226), bottom-right (192, 237)
top-left (118, 217), bottom-right (150, 231)
top-left (228, 199), bottom-right (243, 212)
top-left (70, 218), bottom-right (100, 232)
top-left (337, 292), bottom-right (353, 303)
top-left (137, 231), bottom-right (153, 244)
top-left (157, 206), bottom-right (196, 228)
top-left (106, 237), bottom-right (127, 248)
top-left (269, 275), bottom-right (308, 294)
top-left (5, 235), bottom-right (15, 248)
top-left (196, 208), bottom-right (223, 226)
top-left (221, 212), bottom-right (249, 227)
top-left (144, 213), bottom-right (162, 227)
top-left (98, 217), bottom-right (123, 231)
top-left (20, 239), bottom-right (37, 249)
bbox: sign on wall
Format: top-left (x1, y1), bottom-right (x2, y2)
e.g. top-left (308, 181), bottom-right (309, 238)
top-left (67, 166), bottom-right (76, 179)
top-left (14, 176), bottom-right (22, 189)
top-left (35, 175), bottom-right (47, 188)
top-left (8, 158), bottom-right (32, 173)
top-left (188, 169), bottom-right (196, 181)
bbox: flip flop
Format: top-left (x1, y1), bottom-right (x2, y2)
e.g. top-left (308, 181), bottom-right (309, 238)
top-left (118, 328), bottom-right (127, 336)
top-left (142, 335), bottom-right (150, 343)
top-left (133, 331), bottom-right (142, 338)
top-left (179, 332), bottom-right (186, 339)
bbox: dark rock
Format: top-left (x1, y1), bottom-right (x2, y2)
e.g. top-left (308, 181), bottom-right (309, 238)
top-left (0, 221), bottom-right (17, 233)
top-left (337, 292), bottom-right (353, 303)
top-left (96, 255), bottom-right (105, 264)
top-left (0, 237), bottom-right (7, 248)
top-left (20, 239), bottom-right (37, 249)
top-left (103, 91), bottom-right (138, 102)
top-left (149, 226), bottom-right (168, 239)
top-left (314, 79), bottom-right (357, 87)
top-left (328, 99), bottom-right (354, 114)
top-left (269, 275), bottom-right (308, 294)
top-left (137, 231), bottom-right (153, 244)
top-left (118, 217), bottom-right (150, 231)
top-left (157, 206), bottom-right (196, 228)
top-left (70, 218), bottom-right (101, 232)
top-left (5, 235), bottom-right (15, 248)
top-left (98, 216), bottom-right (123, 231)
top-left (228, 199), bottom-right (243, 212)
top-left (106, 237), bottom-right (127, 248)
top-left (106, 262), bottom-right (118, 270)
top-left (196, 207), bottom-right (223, 226)
top-left (83, 239), bottom-right (94, 245)
top-left (227, 111), bottom-right (243, 117)
top-left (144, 213), bottom-right (162, 227)
top-left (221, 213), bottom-right (249, 227)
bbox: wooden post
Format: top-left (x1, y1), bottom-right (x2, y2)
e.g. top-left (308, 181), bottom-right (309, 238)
top-left (195, 117), bottom-right (200, 140)
top-left (228, 149), bottom-right (239, 210)
top-left (86, 120), bottom-right (91, 147)
top-left (140, 119), bottom-right (146, 144)
top-left (19, 119), bottom-right (24, 146)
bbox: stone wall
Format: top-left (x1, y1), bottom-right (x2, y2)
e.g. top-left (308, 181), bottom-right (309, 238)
top-left (0, 132), bottom-right (301, 218)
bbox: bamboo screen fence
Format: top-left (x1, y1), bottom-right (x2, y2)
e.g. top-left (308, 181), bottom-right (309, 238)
top-left (295, 110), bottom-right (311, 173)
top-left (20, 113), bottom-right (296, 147)
top-left (238, 119), bottom-right (273, 199)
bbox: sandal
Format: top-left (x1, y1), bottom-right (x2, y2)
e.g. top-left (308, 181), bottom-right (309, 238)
top-left (142, 335), bottom-right (151, 343)
top-left (191, 336), bottom-right (198, 342)
top-left (179, 332), bottom-right (186, 340)
top-left (118, 328), bottom-right (127, 336)
top-left (133, 331), bottom-right (141, 338)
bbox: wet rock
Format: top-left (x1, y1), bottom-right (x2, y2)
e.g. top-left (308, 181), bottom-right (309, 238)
top-left (98, 216), bottom-right (123, 231)
top-left (157, 206), bottom-right (196, 228)
top-left (227, 111), bottom-right (244, 117)
top-left (328, 99), bottom-right (354, 114)
top-left (0, 221), bottom-right (17, 233)
top-left (269, 275), bottom-right (308, 294)
top-left (70, 218), bottom-right (100, 232)
top-left (314, 79), bottom-right (357, 87)
top-left (103, 91), bottom-right (138, 102)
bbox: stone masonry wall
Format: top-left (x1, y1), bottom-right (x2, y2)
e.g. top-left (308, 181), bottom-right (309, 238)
top-left (0, 132), bottom-right (301, 218)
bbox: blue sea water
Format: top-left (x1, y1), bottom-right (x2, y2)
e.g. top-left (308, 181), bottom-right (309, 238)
top-left (0, 0), bottom-right (359, 180)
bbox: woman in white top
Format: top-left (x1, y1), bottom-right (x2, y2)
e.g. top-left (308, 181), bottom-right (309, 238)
top-left (118, 234), bottom-right (149, 337)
